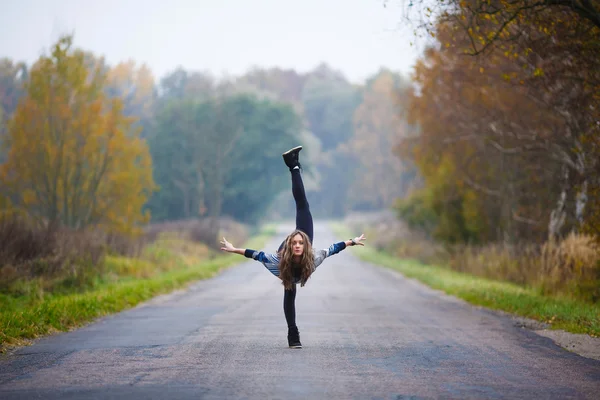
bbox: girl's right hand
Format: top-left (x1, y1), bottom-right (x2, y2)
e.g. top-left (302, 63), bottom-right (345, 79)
top-left (220, 237), bottom-right (235, 252)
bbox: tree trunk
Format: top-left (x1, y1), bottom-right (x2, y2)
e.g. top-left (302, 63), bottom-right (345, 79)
top-left (576, 180), bottom-right (588, 226)
top-left (548, 166), bottom-right (569, 239)
top-left (173, 179), bottom-right (191, 218)
top-left (196, 169), bottom-right (206, 218)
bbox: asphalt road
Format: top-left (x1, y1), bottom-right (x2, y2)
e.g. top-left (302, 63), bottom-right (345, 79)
top-left (1, 223), bottom-right (599, 399)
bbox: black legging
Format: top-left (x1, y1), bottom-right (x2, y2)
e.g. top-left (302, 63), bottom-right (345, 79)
top-left (281, 168), bottom-right (313, 329)
top-left (278, 168), bottom-right (314, 250)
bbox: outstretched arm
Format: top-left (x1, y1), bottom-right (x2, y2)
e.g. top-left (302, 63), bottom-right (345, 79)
top-left (315, 233), bottom-right (367, 267)
top-left (221, 237), bottom-right (281, 277)
top-left (220, 237), bottom-right (246, 255)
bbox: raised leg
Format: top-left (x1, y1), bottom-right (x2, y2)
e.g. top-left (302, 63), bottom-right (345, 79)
top-left (292, 168), bottom-right (313, 244)
top-left (278, 167), bottom-right (314, 252)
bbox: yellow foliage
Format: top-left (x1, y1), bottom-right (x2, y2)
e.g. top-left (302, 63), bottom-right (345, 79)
top-left (0, 35), bottom-right (157, 235)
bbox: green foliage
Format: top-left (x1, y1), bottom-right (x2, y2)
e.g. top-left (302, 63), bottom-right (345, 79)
top-left (394, 189), bottom-right (437, 235)
top-left (395, 156), bottom-right (486, 245)
top-left (146, 94), bottom-right (302, 224)
top-left (145, 100), bottom-right (199, 221)
top-left (221, 96), bottom-right (302, 222)
top-left (395, 185), bottom-right (479, 245)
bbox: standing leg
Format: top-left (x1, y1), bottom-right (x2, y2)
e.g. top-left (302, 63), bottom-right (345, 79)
top-left (284, 284), bottom-right (302, 348)
top-left (283, 285), bottom-right (297, 328)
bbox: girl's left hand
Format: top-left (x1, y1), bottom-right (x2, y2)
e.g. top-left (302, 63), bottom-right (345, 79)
top-left (352, 233), bottom-right (366, 246)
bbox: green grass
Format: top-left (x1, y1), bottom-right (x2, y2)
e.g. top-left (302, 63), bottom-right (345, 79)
top-left (0, 229), bottom-right (274, 351)
top-left (331, 222), bottom-right (600, 337)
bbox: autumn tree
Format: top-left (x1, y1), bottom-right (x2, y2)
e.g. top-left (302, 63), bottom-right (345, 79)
top-left (397, 41), bottom-right (557, 243)
top-left (0, 35), bottom-right (157, 234)
top-left (344, 70), bottom-right (415, 211)
top-left (390, 0), bottom-right (600, 241)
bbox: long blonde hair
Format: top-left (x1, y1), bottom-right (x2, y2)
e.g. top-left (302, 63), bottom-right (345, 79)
top-left (278, 230), bottom-right (315, 290)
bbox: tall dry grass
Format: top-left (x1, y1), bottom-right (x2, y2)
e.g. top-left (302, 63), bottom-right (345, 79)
top-left (343, 211), bottom-right (600, 303)
top-left (450, 233), bottom-right (600, 302)
top-left (538, 233), bottom-right (600, 302)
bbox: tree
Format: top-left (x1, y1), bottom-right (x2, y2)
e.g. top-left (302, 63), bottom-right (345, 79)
top-left (145, 100), bottom-right (199, 221)
top-left (191, 97), bottom-right (243, 240)
top-left (400, 0), bottom-right (599, 56)
top-left (390, 0), bottom-right (600, 242)
top-left (0, 35), bottom-right (157, 234)
top-left (346, 70), bottom-right (415, 211)
top-left (146, 94), bottom-right (302, 225)
top-left (105, 60), bottom-right (156, 136)
top-left (400, 17), bottom-right (596, 243)
top-left (234, 67), bottom-right (307, 106)
top-left (220, 95), bottom-right (303, 223)
top-left (158, 67), bottom-right (214, 103)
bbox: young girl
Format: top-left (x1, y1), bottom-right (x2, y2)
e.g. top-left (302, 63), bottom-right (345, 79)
top-left (220, 145), bottom-right (366, 348)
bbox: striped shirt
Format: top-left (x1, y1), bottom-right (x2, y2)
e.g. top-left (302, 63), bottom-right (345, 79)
top-left (244, 241), bottom-right (347, 283)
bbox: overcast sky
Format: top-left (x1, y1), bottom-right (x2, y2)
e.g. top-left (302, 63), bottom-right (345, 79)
top-left (0, 0), bottom-right (424, 83)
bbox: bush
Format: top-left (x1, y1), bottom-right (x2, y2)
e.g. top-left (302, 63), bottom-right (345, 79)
top-left (0, 215), bottom-right (250, 296)
top-left (0, 217), bottom-right (106, 293)
top-left (144, 217), bottom-right (248, 250)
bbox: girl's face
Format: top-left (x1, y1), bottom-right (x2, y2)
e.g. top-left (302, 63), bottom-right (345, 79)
top-left (291, 234), bottom-right (304, 257)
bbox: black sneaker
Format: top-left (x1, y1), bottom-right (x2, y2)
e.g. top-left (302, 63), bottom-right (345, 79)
top-left (282, 146), bottom-right (302, 171)
top-left (287, 326), bottom-right (302, 349)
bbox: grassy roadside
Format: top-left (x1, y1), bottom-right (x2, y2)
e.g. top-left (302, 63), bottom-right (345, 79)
top-left (0, 226), bottom-right (276, 352)
top-left (331, 222), bottom-right (600, 337)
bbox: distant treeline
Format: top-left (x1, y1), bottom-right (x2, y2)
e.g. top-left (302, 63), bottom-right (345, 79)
top-left (0, 35), bottom-right (415, 237)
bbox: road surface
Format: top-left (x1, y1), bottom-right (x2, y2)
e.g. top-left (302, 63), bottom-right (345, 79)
top-left (1, 223), bottom-right (599, 399)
